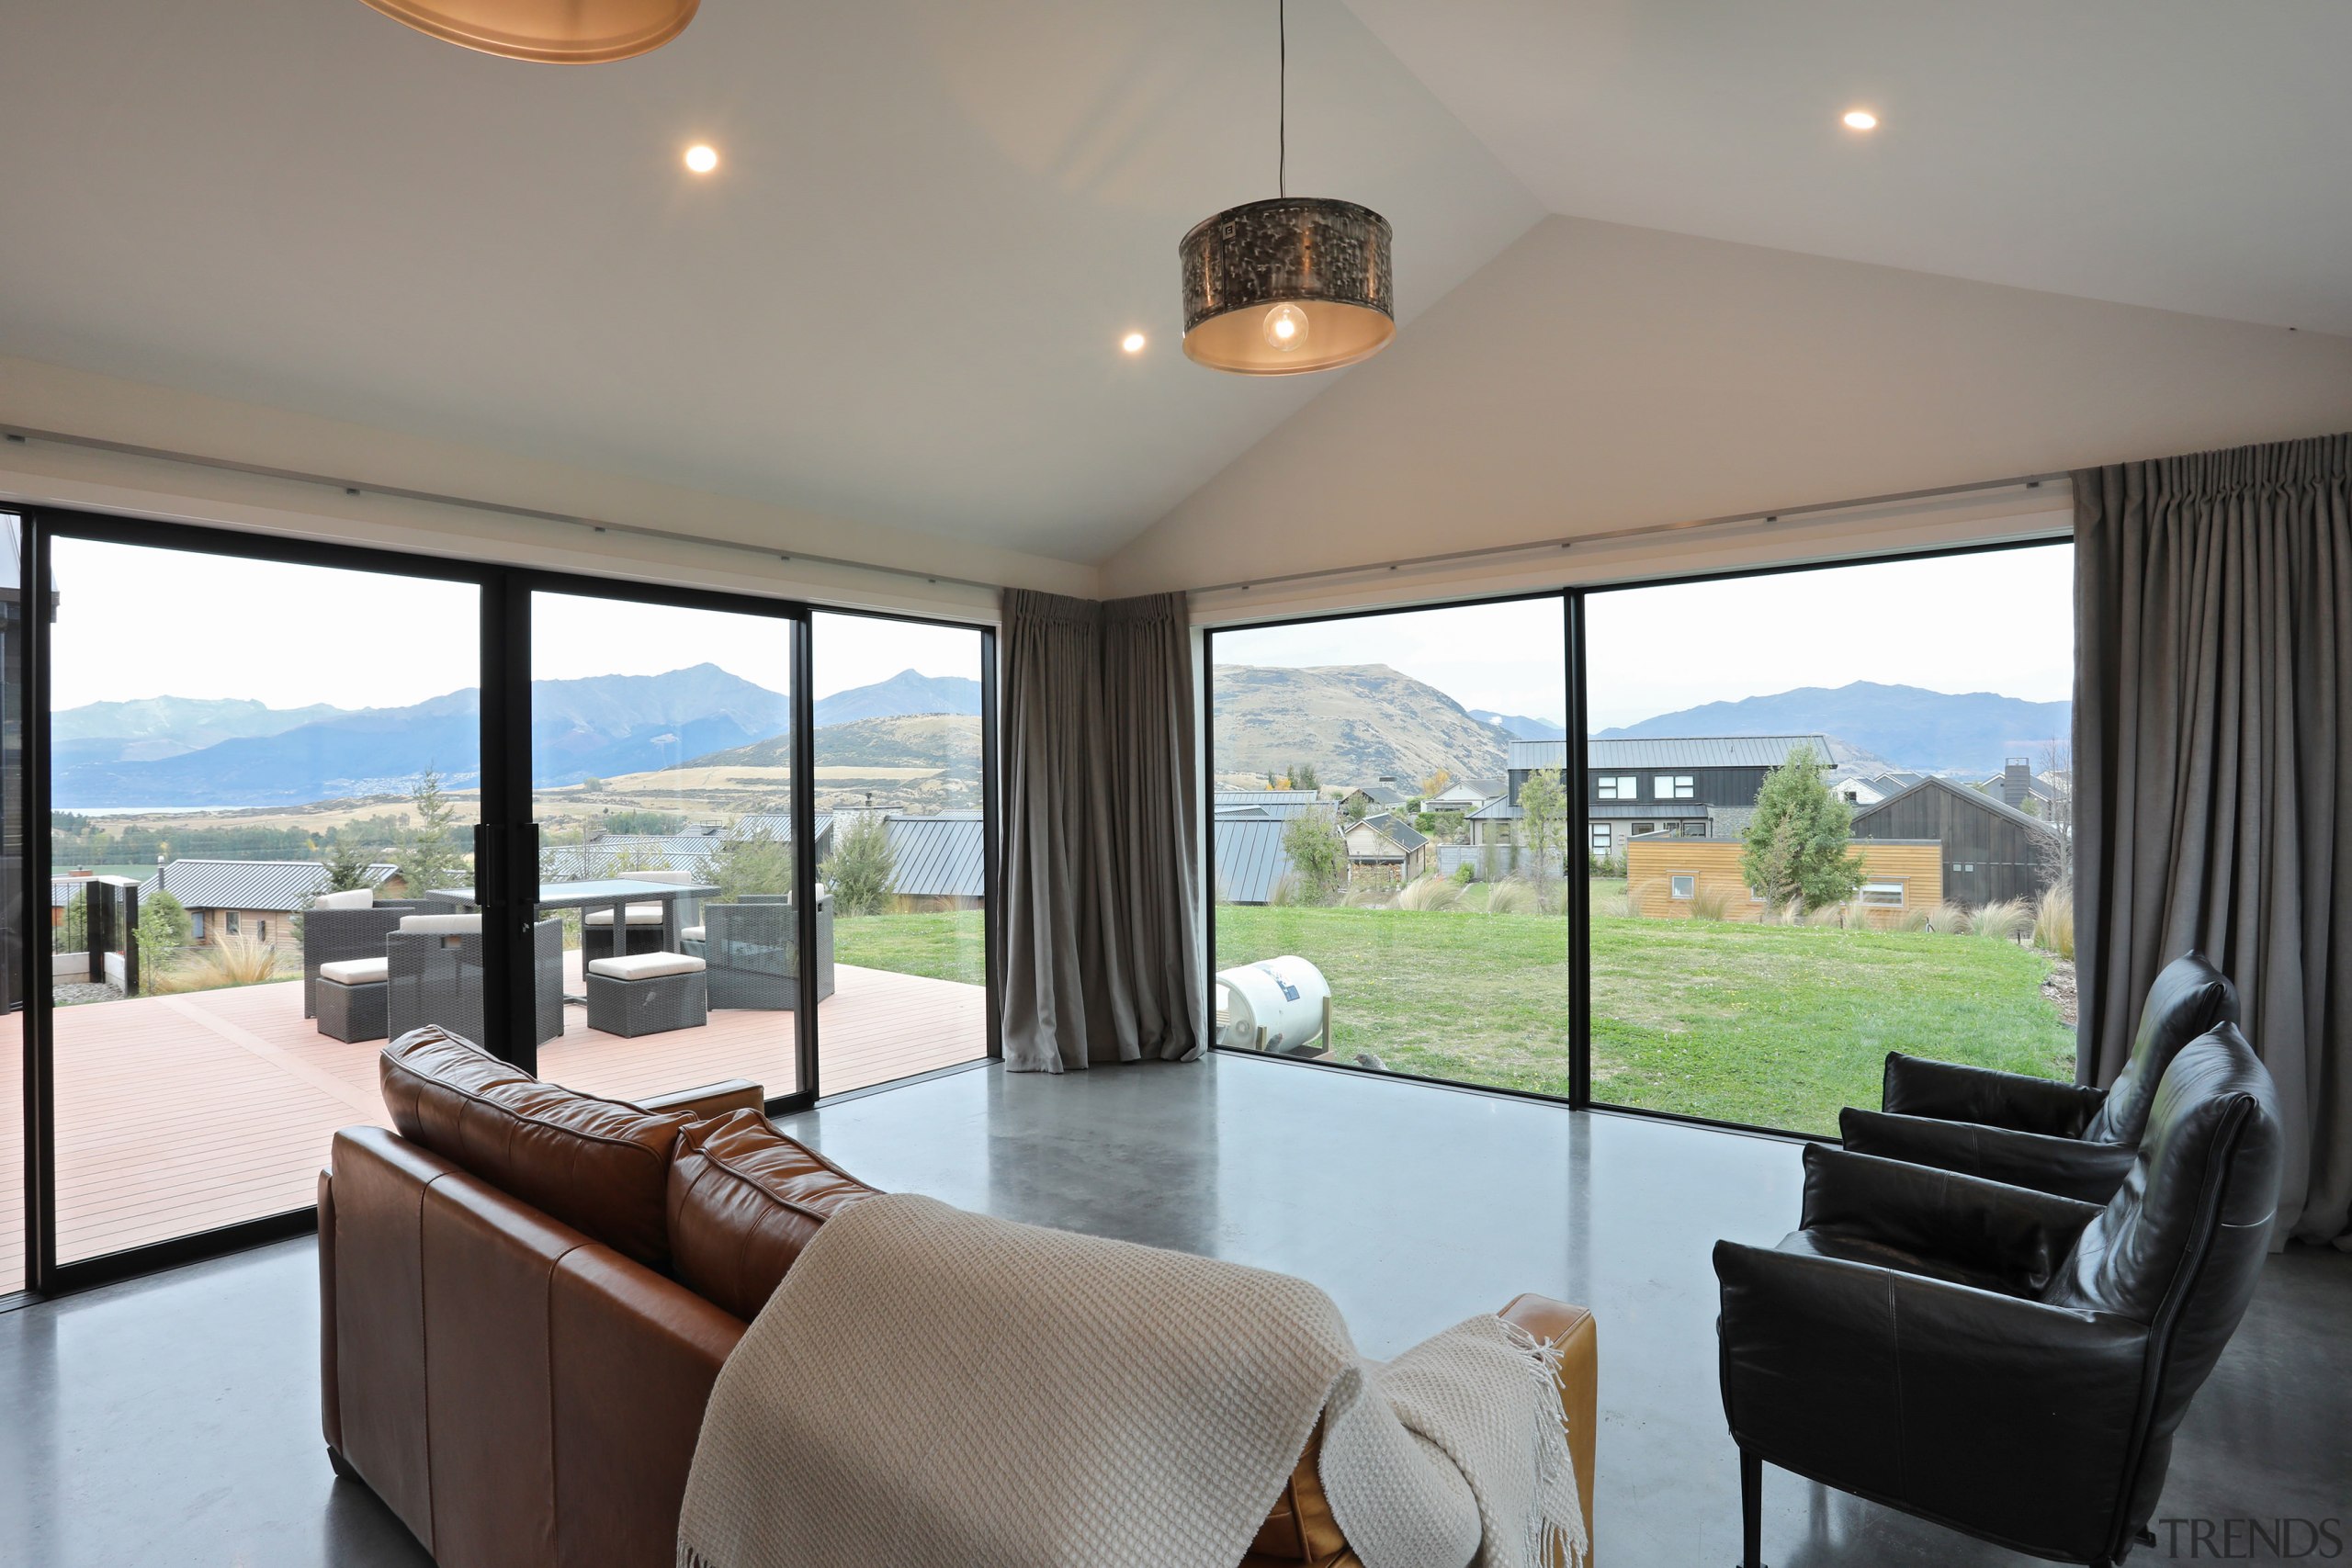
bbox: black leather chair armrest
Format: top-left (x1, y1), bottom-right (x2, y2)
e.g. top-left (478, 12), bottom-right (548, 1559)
top-left (1881, 1052), bottom-right (2108, 1137)
top-left (1841, 1107), bottom-right (2139, 1204)
top-left (1713, 1241), bottom-right (2150, 1563)
top-left (1800, 1145), bottom-right (2104, 1294)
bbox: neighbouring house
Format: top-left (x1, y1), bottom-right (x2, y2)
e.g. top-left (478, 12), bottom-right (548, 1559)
top-left (546, 817), bottom-right (838, 880)
top-left (1333, 779), bottom-right (1410, 817)
top-left (882, 810), bottom-right (985, 911)
top-left (1624, 834), bottom-right (1943, 928)
top-left (1423, 776), bottom-right (1504, 820)
top-left (138, 859), bottom-right (399, 946)
top-left (1213, 789), bottom-right (1335, 822)
top-left (1968, 758), bottom-right (2060, 816)
top-left (1850, 775), bottom-right (2063, 907)
top-left (1343, 811), bottom-right (1430, 886)
top-left (1474, 735), bottom-right (1836, 859)
top-left (1214, 815), bottom-right (1294, 905)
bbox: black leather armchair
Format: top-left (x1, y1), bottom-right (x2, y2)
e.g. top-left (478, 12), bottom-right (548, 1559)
top-left (1717, 1023), bottom-right (2281, 1568)
top-left (1840, 950), bottom-right (2237, 1201)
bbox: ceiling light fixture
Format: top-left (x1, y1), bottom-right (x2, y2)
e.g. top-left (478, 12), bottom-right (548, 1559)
top-left (684, 143), bottom-right (719, 174)
top-left (1122, 332), bottom-right (1148, 355)
top-left (1180, 0), bottom-right (1394, 376)
top-left (353, 0), bottom-right (699, 64)
top-left (1842, 108), bottom-right (1879, 130)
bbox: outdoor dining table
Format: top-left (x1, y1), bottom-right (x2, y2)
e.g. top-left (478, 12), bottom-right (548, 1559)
top-left (425, 877), bottom-right (718, 994)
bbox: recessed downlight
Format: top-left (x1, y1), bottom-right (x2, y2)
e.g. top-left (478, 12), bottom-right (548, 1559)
top-left (1841, 108), bottom-right (1879, 130)
top-left (684, 143), bottom-right (719, 174)
top-left (1121, 332), bottom-right (1148, 355)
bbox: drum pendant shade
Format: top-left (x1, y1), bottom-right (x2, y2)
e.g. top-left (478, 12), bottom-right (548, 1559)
top-left (1180, 197), bottom-right (1395, 376)
top-left (354, 0), bottom-right (699, 63)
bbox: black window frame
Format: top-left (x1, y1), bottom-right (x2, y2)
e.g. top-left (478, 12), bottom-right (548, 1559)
top-left (7, 505), bottom-right (1002, 1303)
top-left (1201, 532), bottom-right (2071, 1142)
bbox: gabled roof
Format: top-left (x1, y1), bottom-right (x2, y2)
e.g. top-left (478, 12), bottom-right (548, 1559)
top-left (1341, 783), bottom-right (1409, 807)
top-left (1508, 739), bottom-right (1568, 773)
top-left (1851, 774), bottom-right (2060, 837)
top-left (138, 859), bottom-right (397, 912)
top-left (1215, 790), bottom-right (1323, 807)
top-left (1356, 812), bottom-right (1429, 852)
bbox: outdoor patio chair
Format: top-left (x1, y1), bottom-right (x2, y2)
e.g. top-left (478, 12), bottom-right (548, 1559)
top-left (582, 869), bottom-right (700, 963)
top-left (300, 892), bottom-right (430, 1018)
top-left (700, 894), bottom-right (835, 1010)
top-left (1840, 951), bottom-right (2238, 1201)
top-left (385, 913), bottom-right (563, 1047)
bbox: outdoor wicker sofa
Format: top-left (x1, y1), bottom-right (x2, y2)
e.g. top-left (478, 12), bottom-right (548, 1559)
top-left (693, 893), bottom-right (836, 1010)
top-left (300, 895), bottom-right (430, 1018)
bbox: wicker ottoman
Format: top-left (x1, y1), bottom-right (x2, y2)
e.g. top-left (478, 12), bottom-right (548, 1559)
top-left (584, 952), bottom-right (708, 1038)
top-left (316, 957), bottom-right (390, 1043)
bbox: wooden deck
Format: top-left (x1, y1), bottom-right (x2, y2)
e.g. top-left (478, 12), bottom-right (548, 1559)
top-left (0, 959), bottom-right (986, 1284)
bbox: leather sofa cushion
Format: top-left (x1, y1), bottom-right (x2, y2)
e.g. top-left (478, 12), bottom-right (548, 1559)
top-left (379, 1027), bottom-right (695, 1269)
top-left (667, 1111), bottom-right (880, 1320)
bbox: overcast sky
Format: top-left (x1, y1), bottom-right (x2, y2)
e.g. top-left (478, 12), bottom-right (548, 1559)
top-left (48, 540), bottom-right (984, 711)
top-left (1215, 543), bottom-right (2074, 731)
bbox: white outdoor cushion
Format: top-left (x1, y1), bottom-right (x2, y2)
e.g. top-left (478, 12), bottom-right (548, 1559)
top-left (398, 913), bottom-right (482, 935)
top-left (318, 957), bottom-right (390, 986)
top-left (680, 925), bottom-right (707, 942)
top-left (627, 869), bottom-right (696, 886)
top-left (587, 952), bottom-right (707, 981)
top-left (311, 888), bottom-right (374, 910)
top-left (583, 904), bottom-right (665, 925)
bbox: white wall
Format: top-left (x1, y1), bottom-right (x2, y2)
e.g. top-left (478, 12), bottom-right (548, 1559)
top-left (1104, 215), bottom-right (2352, 613)
top-left (0, 354), bottom-right (1099, 619)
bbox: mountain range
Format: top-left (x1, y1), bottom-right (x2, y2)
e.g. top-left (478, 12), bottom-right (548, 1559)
top-left (1468, 709), bottom-right (1566, 741)
top-left (52, 666), bottom-right (975, 807)
top-left (1595, 681), bottom-right (2069, 776)
top-left (1214, 664), bottom-right (1512, 786)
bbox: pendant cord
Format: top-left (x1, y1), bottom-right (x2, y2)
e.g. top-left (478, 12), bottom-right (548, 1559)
top-left (1278, 0), bottom-right (1286, 198)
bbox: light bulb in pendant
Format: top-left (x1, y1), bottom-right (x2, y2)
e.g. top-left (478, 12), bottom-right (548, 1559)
top-left (1262, 302), bottom-right (1309, 352)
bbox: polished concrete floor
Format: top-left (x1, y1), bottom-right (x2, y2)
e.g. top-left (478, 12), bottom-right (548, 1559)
top-left (4, 1053), bottom-right (2346, 1565)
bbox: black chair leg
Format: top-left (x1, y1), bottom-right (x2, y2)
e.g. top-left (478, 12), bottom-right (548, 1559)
top-left (1738, 1448), bottom-right (1766, 1568)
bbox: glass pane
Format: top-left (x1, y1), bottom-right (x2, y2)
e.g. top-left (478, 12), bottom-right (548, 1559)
top-left (1210, 600), bottom-right (1571, 1093)
top-left (1584, 544), bottom-right (2077, 1134)
top-left (528, 592), bottom-right (799, 1102)
top-left (810, 611), bottom-right (989, 1094)
top-left (48, 539), bottom-right (479, 1265)
top-left (1, 513), bottom-right (20, 1289)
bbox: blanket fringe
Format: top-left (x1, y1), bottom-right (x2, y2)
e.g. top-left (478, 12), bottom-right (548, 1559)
top-left (1501, 1318), bottom-right (1589, 1568)
top-left (678, 1546), bottom-right (724, 1568)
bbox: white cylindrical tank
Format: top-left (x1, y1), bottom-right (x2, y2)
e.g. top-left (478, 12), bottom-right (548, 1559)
top-left (1215, 955), bottom-right (1330, 1054)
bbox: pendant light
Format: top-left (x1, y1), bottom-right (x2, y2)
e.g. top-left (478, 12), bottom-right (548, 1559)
top-left (1180, 0), bottom-right (1394, 376)
top-left (354, 0), bottom-right (699, 63)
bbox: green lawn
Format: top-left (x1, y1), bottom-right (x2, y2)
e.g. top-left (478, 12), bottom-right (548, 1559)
top-left (831, 909), bottom-right (988, 985)
top-left (1216, 904), bottom-right (2073, 1135)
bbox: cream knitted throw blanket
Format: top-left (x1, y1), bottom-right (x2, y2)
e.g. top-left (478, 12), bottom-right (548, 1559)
top-left (676, 1194), bottom-right (1584, 1568)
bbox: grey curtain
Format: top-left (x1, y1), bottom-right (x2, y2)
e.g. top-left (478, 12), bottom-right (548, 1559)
top-left (2075, 433), bottom-right (2351, 1247)
top-left (1000, 589), bottom-right (1204, 1072)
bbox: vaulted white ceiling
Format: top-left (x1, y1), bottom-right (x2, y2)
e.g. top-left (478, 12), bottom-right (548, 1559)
top-left (1343, 0), bottom-right (2352, 334)
top-left (0, 1), bottom-right (1537, 564)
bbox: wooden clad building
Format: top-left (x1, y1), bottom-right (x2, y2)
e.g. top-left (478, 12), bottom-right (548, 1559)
top-left (1624, 836), bottom-right (1943, 927)
top-left (1849, 776), bottom-right (2060, 907)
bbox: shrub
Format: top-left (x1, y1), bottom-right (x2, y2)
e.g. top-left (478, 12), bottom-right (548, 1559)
top-left (150, 934), bottom-right (288, 993)
top-left (1396, 874), bottom-right (1461, 911)
top-left (1972, 899), bottom-right (2029, 942)
top-left (2033, 886), bottom-right (2075, 961)
top-left (1485, 878), bottom-right (1542, 915)
top-left (1450, 861), bottom-right (1476, 886)
top-left (823, 811), bottom-right (896, 915)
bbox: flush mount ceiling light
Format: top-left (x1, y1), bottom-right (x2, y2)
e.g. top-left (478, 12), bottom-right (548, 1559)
top-left (1122, 332), bottom-right (1148, 355)
top-left (354, 0), bottom-right (699, 63)
top-left (1842, 108), bottom-right (1880, 130)
top-left (684, 143), bottom-right (719, 174)
top-left (1180, 0), bottom-right (1394, 376)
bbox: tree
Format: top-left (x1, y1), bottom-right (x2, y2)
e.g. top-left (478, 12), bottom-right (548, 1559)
top-left (1288, 761), bottom-right (1320, 794)
top-left (2034, 735), bottom-right (2075, 891)
top-left (1345, 795), bottom-right (1369, 822)
top-left (135, 891), bottom-right (191, 965)
top-left (322, 839), bottom-right (376, 894)
top-left (1741, 746), bottom-right (1866, 911)
top-left (1517, 766), bottom-right (1568, 883)
top-left (390, 766), bottom-right (467, 899)
top-left (824, 811), bottom-right (896, 916)
top-left (1413, 811), bottom-right (1438, 836)
top-left (1421, 768), bottom-right (1453, 801)
top-left (707, 820), bottom-right (794, 903)
top-left (1280, 811), bottom-right (1348, 906)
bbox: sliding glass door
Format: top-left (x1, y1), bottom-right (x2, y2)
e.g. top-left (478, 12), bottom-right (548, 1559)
top-left (42, 533), bottom-right (481, 1268)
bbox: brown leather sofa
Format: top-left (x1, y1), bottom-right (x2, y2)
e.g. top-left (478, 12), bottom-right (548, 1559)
top-left (321, 1029), bottom-right (1598, 1567)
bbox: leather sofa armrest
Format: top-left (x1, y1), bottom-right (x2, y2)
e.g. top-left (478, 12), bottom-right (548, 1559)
top-left (1500, 1293), bottom-right (1597, 1551)
top-left (635, 1078), bottom-right (765, 1120)
top-left (1799, 1145), bottom-right (2103, 1294)
top-left (1880, 1053), bottom-right (2106, 1137)
top-left (318, 1167), bottom-right (341, 1459)
top-left (1713, 1241), bottom-right (2148, 1564)
top-left (1840, 1108), bottom-right (2138, 1204)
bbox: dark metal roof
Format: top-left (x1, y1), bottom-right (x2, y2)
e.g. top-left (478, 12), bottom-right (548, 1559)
top-left (1213, 817), bottom-right (1293, 905)
top-left (883, 814), bottom-right (984, 898)
top-left (1586, 735), bottom-right (1832, 770)
top-left (135, 859), bottom-right (398, 911)
top-left (1215, 789), bottom-right (1322, 807)
top-left (1851, 774), bottom-right (2060, 837)
top-left (1358, 812), bottom-right (1428, 852)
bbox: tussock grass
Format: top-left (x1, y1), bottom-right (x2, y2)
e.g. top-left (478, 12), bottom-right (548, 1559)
top-left (1485, 879), bottom-right (1542, 916)
top-left (1926, 902), bottom-right (1972, 934)
top-left (149, 935), bottom-right (292, 993)
top-left (2033, 886), bottom-right (2075, 961)
top-left (1396, 874), bottom-right (1462, 912)
top-left (1971, 899), bottom-right (2029, 942)
top-left (1689, 884), bottom-right (1734, 922)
